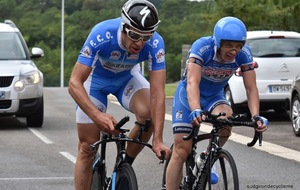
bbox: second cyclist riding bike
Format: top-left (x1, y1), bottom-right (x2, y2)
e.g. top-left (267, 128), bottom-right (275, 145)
top-left (162, 112), bottom-right (264, 190)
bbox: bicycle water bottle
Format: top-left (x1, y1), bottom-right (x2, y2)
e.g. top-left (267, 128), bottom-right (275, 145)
top-left (192, 152), bottom-right (207, 176)
top-left (192, 156), bottom-right (201, 176)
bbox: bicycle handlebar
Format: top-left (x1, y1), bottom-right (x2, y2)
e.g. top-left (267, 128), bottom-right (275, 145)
top-left (91, 116), bottom-right (153, 150)
top-left (183, 112), bottom-right (262, 147)
top-left (114, 116), bottom-right (130, 131)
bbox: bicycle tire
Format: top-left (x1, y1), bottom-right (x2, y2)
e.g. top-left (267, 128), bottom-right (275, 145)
top-left (91, 154), bottom-right (106, 190)
top-left (200, 149), bottom-right (239, 190)
top-left (115, 163), bottom-right (138, 190)
top-left (161, 144), bottom-right (192, 190)
top-left (91, 170), bottom-right (104, 190)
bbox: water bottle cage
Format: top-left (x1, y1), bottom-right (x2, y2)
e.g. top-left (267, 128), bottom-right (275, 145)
top-left (192, 154), bottom-right (208, 188)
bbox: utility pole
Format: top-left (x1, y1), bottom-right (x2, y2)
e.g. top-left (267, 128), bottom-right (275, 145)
top-left (60, 0), bottom-right (64, 87)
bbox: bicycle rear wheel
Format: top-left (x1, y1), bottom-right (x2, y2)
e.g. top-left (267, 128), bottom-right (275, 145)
top-left (202, 149), bottom-right (239, 190)
top-left (115, 163), bottom-right (138, 190)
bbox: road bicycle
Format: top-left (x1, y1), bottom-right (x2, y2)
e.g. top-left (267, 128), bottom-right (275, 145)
top-left (90, 116), bottom-right (153, 190)
top-left (161, 112), bottom-right (263, 190)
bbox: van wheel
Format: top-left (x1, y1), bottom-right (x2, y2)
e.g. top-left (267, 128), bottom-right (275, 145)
top-left (291, 94), bottom-right (300, 136)
top-left (26, 97), bottom-right (44, 127)
top-left (225, 86), bottom-right (242, 114)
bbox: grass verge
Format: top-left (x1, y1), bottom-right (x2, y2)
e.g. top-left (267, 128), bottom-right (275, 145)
top-left (165, 83), bottom-right (178, 97)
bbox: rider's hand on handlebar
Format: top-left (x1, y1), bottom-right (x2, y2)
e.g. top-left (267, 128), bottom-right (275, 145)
top-left (152, 141), bottom-right (171, 161)
top-left (252, 115), bottom-right (268, 132)
top-left (95, 113), bottom-right (119, 135)
top-left (188, 109), bottom-right (206, 126)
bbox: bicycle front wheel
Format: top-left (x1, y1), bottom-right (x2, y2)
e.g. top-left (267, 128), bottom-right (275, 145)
top-left (203, 149), bottom-right (239, 190)
top-left (91, 156), bottom-right (107, 190)
top-left (91, 170), bottom-right (105, 190)
top-left (115, 163), bottom-right (138, 190)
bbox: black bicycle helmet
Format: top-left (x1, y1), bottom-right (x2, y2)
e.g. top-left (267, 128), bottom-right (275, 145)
top-left (121, 0), bottom-right (160, 33)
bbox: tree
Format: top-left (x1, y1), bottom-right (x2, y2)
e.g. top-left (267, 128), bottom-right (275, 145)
top-left (1, 0), bottom-right (300, 86)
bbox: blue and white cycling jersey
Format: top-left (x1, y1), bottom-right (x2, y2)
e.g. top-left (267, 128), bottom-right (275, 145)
top-left (75, 18), bottom-right (166, 123)
top-left (77, 17), bottom-right (166, 77)
top-left (172, 36), bottom-right (253, 134)
top-left (181, 36), bottom-right (253, 98)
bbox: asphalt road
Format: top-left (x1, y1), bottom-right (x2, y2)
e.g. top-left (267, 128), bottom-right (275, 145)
top-left (0, 87), bottom-right (299, 190)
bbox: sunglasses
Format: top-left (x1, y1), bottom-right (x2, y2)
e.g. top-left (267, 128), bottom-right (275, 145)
top-left (124, 27), bottom-right (153, 42)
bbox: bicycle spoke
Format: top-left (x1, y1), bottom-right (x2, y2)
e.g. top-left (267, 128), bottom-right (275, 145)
top-left (205, 150), bottom-right (238, 190)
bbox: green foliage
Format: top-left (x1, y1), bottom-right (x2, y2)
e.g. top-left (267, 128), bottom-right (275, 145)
top-left (213, 0), bottom-right (300, 31)
top-left (165, 82), bottom-right (178, 96)
top-left (166, 53), bottom-right (181, 82)
top-left (0, 0), bottom-right (16, 18)
top-left (1, 0), bottom-right (300, 86)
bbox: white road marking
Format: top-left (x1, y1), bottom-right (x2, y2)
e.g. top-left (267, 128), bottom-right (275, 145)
top-left (28, 129), bottom-right (77, 165)
top-left (60, 151), bottom-right (77, 164)
top-left (165, 113), bottom-right (300, 163)
top-left (108, 100), bottom-right (300, 163)
top-left (28, 128), bottom-right (54, 144)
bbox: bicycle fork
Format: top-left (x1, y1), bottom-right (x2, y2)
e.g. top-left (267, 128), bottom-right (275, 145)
top-left (109, 137), bottom-right (127, 189)
top-left (92, 135), bottom-right (111, 190)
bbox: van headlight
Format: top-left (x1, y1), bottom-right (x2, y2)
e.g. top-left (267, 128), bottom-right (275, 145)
top-left (14, 71), bottom-right (41, 91)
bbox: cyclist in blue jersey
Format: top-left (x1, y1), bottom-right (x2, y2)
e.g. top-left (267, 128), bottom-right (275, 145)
top-left (68, 0), bottom-right (171, 189)
top-left (165, 16), bottom-right (269, 189)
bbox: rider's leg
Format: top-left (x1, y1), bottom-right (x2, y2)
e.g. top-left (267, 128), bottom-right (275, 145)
top-left (116, 66), bottom-right (154, 163)
top-left (210, 104), bottom-right (233, 147)
top-left (126, 88), bottom-right (153, 160)
top-left (74, 123), bottom-right (100, 190)
top-left (166, 134), bottom-right (192, 190)
top-left (166, 81), bottom-right (193, 189)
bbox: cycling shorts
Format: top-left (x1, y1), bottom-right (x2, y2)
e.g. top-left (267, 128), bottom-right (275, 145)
top-left (172, 81), bottom-right (230, 134)
top-left (76, 64), bottom-right (149, 123)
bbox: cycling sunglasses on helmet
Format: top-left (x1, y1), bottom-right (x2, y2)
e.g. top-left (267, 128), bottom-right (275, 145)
top-left (124, 27), bottom-right (153, 42)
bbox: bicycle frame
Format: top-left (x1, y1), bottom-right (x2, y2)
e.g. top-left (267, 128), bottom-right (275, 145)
top-left (91, 116), bottom-right (153, 190)
top-left (192, 127), bottom-right (224, 189)
top-left (176, 112), bottom-right (260, 190)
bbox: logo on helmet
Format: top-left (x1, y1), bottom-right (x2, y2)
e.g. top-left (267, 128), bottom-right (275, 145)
top-left (139, 6), bottom-right (150, 27)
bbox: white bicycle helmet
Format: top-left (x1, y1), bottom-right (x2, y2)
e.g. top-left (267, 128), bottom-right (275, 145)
top-left (121, 0), bottom-right (160, 33)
